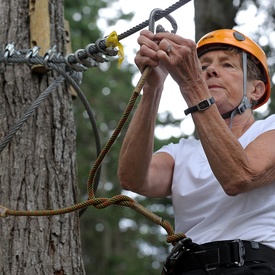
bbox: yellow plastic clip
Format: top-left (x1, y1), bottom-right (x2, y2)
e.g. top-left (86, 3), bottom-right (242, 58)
top-left (105, 31), bottom-right (124, 68)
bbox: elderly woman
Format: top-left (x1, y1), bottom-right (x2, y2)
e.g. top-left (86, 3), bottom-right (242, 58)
top-left (118, 29), bottom-right (275, 274)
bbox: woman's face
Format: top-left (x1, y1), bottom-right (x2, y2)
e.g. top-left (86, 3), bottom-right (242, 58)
top-left (199, 50), bottom-right (246, 115)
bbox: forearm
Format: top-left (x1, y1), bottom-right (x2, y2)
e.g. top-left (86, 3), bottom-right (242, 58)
top-left (192, 107), bottom-right (253, 196)
top-left (118, 87), bottom-right (162, 193)
top-left (180, 81), bottom-right (254, 196)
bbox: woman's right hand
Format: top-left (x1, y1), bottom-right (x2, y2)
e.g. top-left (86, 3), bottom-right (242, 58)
top-left (135, 30), bottom-right (169, 91)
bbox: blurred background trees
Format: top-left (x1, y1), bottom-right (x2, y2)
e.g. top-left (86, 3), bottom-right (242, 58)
top-left (64, 0), bottom-right (275, 274)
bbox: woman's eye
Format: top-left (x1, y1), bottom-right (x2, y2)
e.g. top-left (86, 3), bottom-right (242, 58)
top-left (223, 63), bottom-right (233, 67)
top-left (201, 65), bottom-right (208, 70)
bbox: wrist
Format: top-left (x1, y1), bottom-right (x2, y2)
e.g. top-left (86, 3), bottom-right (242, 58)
top-left (184, 97), bottom-right (215, 116)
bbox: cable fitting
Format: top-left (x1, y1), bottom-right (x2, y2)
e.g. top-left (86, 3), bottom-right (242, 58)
top-left (25, 46), bottom-right (40, 66)
top-left (95, 38), bottom-right (118, 57)
top-left (67, 69), bottom-right (83, 86)
top-left (85, 43), bottom-right (109, 63)
top-left (43, 45), bottom-right (59, 70)
top-left (65, 53), bottom-right (88, 72)
top-left (74, 49), bottom-right (97, 69)
top-left (4, 43), bottom-right (16, 64)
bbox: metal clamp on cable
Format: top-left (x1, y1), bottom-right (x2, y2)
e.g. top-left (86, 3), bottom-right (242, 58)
top-left (4, 43), bottom-right (16, 64)
top-left (25, 46), bottom-right (40, 66)
top-left (67, 68), bottom-right (83, 86)
top-left (43, 45), bottom-right (58, 70)
top-left (95, 38), bottom-right (118, 57)
top-left (65, 53), bottom-right (87, 72)
top-left (74, 49), bottom-right (96, 69)
top-left (85, 43), bottom-right (108, 63)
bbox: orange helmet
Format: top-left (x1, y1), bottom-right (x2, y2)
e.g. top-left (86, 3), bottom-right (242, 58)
top-left (197, 29), bottom-right (271, 109)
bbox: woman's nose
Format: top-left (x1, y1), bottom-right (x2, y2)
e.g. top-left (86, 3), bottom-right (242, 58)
top-left (206, 65), bottom-right (219, 78)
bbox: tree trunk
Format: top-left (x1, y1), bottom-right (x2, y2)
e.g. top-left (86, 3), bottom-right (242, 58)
top-left (0, 1), bottom-right (85, 274)
top-left (194, 0), bottom-right (238, 41)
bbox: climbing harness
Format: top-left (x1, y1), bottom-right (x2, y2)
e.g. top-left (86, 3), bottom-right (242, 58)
top-left (0, 0), bottom-right (191, 249)
top-left (162, 237), bottom-right (200, 274)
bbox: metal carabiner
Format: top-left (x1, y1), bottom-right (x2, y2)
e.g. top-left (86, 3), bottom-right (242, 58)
top-left (148, 8), bottom-right (178, 34)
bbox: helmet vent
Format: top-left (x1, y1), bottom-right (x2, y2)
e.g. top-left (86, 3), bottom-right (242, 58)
top-left (233, 31), bottom-right (245, 41)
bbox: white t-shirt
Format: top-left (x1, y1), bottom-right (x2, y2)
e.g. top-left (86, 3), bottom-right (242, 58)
top-left (157, 114), bottom-right (275, 249)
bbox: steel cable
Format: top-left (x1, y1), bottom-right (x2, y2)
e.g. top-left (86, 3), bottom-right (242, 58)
top-left (0, 75), bottom-right (65, 153)
top-left (0, 0), bottom-right (191, 69)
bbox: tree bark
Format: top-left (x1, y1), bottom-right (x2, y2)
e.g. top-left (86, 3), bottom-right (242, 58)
top-left (194, 0), bottom-right (239, 41)
top-left (0, 1), bottom-right (85, 274)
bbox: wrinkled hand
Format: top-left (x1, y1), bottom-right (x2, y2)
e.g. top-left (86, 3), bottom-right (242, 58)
top-left (135, 30), bottom-right (169, 91)
top-left (135, 30), bottom-right (206, 98)
top-left (153, 32), bottom-right (205, 94)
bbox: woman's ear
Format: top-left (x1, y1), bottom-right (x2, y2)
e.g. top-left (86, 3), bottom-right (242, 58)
top-left (251, 80), bottom-right (266, 102)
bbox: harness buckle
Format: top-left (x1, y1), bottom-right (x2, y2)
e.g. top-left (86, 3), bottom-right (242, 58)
top-left (233, 239), bottom-right (245, 266)
top-left (162, 238), bottom-right (193, 274)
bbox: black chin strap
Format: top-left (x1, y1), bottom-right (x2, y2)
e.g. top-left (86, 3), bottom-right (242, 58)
top-left (221, 110), bottom-right (232, 119)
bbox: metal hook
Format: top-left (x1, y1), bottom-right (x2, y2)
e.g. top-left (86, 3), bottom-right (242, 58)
top-left (148, 8), bottom-right (178, 34)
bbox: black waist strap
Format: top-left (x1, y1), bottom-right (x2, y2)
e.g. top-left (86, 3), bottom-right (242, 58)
top-left (169, 239), bottom-right (275, 273)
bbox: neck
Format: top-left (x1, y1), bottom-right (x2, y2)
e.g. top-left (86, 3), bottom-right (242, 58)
top-left (224, 110), bottom-right (255, 138)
